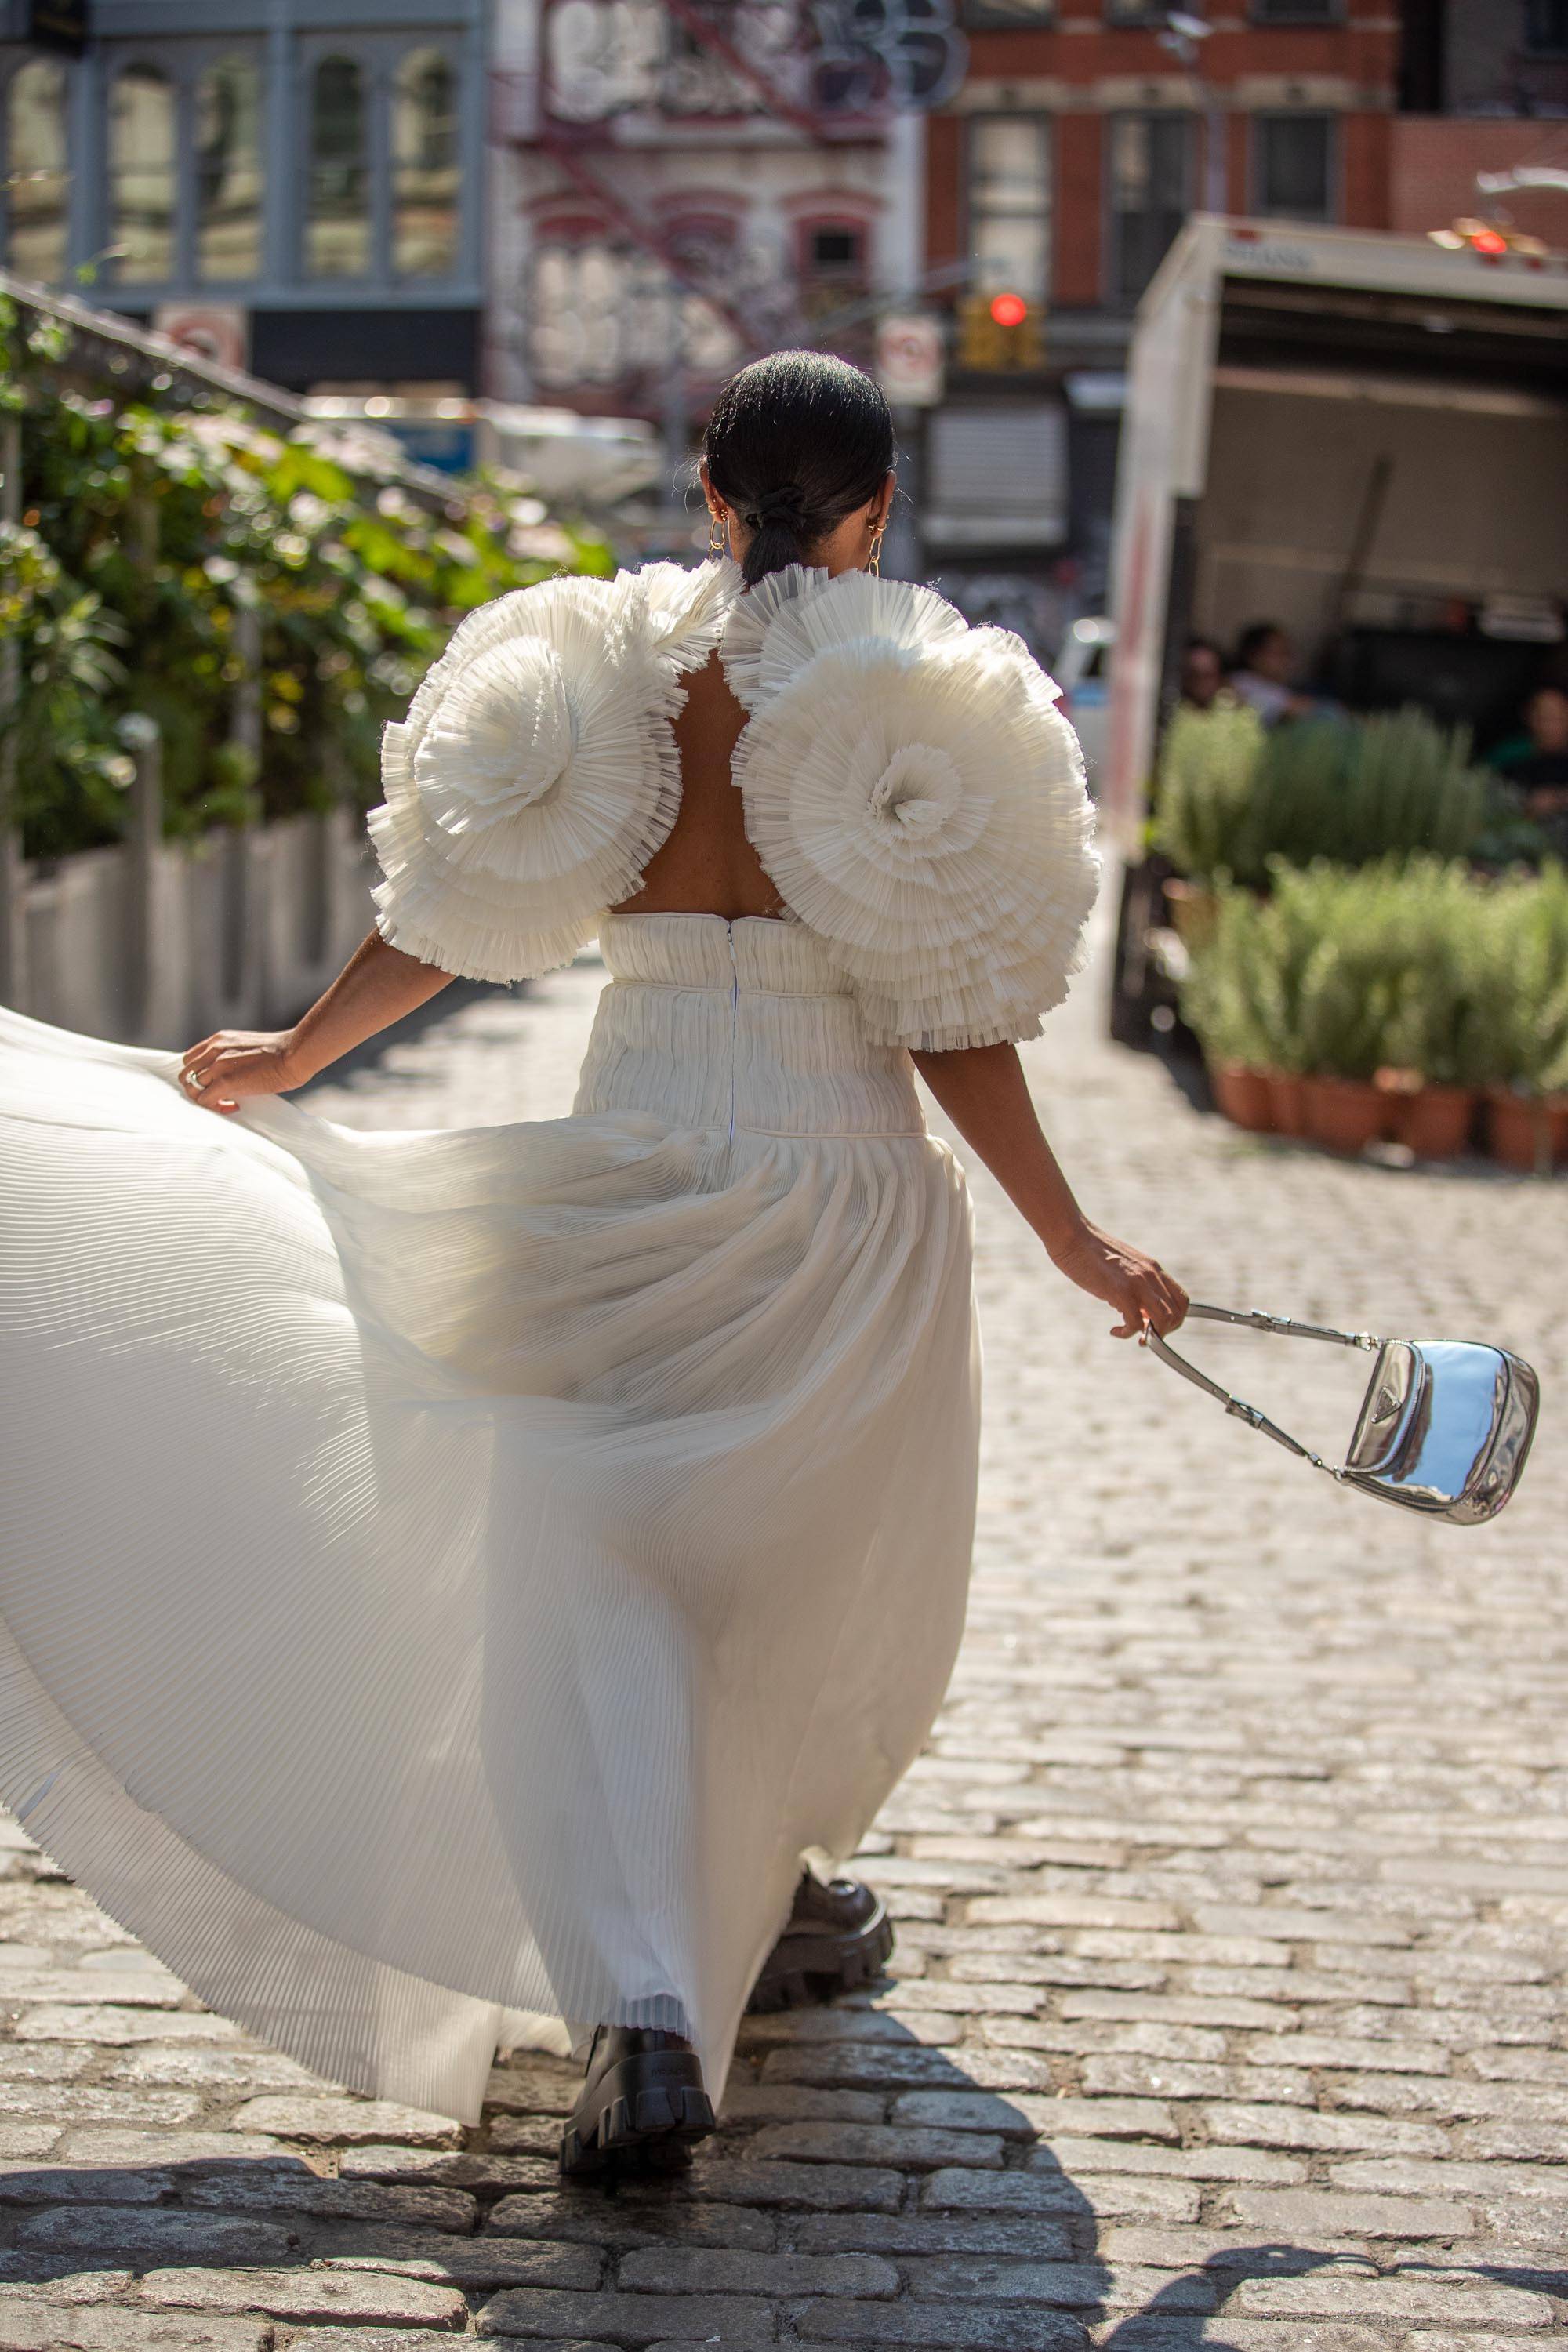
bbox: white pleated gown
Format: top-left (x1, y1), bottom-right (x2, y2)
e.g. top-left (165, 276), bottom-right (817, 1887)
top-left (0, 911), bottom-right (981, 2123)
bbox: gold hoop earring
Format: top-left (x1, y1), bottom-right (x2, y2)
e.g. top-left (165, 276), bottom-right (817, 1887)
top-left (708, 510), bottom-right (728, 560)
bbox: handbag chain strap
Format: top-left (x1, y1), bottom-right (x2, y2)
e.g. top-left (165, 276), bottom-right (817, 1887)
top-left (1142, 1302), bottom-right (1382, 1474)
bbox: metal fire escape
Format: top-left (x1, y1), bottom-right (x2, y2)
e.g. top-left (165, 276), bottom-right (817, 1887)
top-left (495, 0), bottom-right (965, 379)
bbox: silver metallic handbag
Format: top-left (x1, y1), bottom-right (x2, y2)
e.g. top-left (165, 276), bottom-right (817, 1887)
top-left (1145, 1304), bottom-right (1539, 1526)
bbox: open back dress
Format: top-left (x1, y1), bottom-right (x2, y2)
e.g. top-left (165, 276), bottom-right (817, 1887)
top-left (0, 555), bottom-right (1098, 2125)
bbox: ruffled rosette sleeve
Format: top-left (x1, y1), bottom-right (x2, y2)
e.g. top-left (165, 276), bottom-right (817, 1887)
top-left (724, 571), bottom-right (1100, 1051)
top-left (367, 563), bottom-right (739, 985)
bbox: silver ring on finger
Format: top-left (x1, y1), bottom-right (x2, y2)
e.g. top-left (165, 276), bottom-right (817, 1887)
top-left (182, 1067), bottom-right (205, 1093)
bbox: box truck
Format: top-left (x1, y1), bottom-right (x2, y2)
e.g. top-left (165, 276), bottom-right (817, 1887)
top-left (1105, 216), bottom-right (1568, 1032)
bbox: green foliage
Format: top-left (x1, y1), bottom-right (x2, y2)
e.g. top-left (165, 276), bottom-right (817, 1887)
top-left (1494, 862), bottom-right (1568, 1096)
top-left (1152, 698), bottom-right (1265, 880)
top-left (1156, 702), bottom-right (1494, 887)
top-left (0, 299), bottom-right (613, 859)
top-left (1250, 711), bottom-right (1490, 881)
top-left (1181, 858), bottom-right (1568, 1092)
top-left (1179, 877), bottom-right (1300, 1073)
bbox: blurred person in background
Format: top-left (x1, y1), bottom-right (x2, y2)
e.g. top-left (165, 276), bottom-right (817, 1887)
top-left (1179, 637), bottom-right (1228, 713)
top-left (1489, 683), bottom-right (1568, 855)
top-left (1156, 636), bottom-right (1265, 822)
top-left (1490, 684), bottom-right (1568, 810)
top-left (1229, 622), bottom-right (1313, 727)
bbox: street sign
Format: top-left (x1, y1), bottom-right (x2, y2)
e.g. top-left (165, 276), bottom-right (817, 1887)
top-left (876, 314), bottom-right (944, 408)
top-left (28, 0), bottom-right (89, 56)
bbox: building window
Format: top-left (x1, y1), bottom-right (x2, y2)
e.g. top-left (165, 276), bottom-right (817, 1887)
top-left (664, 216), bottom-right (742, 379)
top-left (797, 219), bottom-right (867, 339)
top-left (1105, 2), bottom-right (1163, 20)
top-left (1109, 112), bottom-right (1192, 307)
top-left (110, 64), bottom-right (177, 284)
top-left (196, 55), bottom-right (263, 281)
top-left (1250, 0), bottom-right (1338, 19)
top-left (967, 115), bottom-right (1051, 304)
top-left (529, 239), bottom-right (681, 387)
top-left (5, 58), bottom-right (70, 284)
top-left (394, 46), bottom-right (459, 278)
top-left (807, 223), bottom-right (863, 277)
top-left (1526, 1), bottom-right (1568, 53)
top-left (532, 241), bottom-right (619, 387)
top-left (1254, 113), bottom-right (1334, 221)
top-left (528, 228), bottom-right (740, 392)
top-left (307, 55), bottom-right (371, 279)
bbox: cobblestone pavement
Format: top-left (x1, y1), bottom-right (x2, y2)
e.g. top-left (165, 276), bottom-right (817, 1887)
top-left (2, 900), bottom-right (1566, 2350)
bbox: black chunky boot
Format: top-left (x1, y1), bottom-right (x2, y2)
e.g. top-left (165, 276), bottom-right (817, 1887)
top-left (746, 1870), bottom-right (895, 2013)
top-left (558, 2026), bottom-right (716, 2180)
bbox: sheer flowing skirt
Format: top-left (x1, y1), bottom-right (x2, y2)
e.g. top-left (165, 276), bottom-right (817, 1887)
top-left (0, 914), bottom-right (981, 2121)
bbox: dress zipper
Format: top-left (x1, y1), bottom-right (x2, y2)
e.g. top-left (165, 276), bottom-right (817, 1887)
top-left (724, 918), bottom-right (739, 1144)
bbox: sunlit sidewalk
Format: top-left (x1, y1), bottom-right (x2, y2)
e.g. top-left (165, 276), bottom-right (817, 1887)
top-left (0, 909), bottom-right (1563, 2348)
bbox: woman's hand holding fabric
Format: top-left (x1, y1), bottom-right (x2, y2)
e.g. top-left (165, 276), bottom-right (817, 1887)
top-left (178, 1030), bottom-right (304, 1115)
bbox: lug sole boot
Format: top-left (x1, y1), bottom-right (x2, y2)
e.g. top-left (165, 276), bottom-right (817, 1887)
top-left (559, 2026), bottom-right (716, 2180)
top-left (746, 1870), bottom-right (895, 2013)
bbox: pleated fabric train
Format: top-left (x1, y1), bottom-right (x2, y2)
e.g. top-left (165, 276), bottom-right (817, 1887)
top-left (0, 913), bottom-right (981, 2122)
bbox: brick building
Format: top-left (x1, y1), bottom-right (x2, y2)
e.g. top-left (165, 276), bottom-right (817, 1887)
top-left (488, 0), bottom-right (933, 555)
top-left (916, 1), bottom-right (1402, 630)
top-left (1436, 0), bottom-right (1568, 115)
top-left (1392, 2), bottom-right (1568, 250)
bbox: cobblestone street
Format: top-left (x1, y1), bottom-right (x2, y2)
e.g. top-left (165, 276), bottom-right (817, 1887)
top-left (2, 898), bottom-right (1566, 2350)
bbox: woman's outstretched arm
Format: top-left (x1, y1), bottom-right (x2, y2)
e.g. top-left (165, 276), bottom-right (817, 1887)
top-left (179, 930), bottom-right (456, 1114)
top-left (912, 1040), bottom-right (1187, 1340)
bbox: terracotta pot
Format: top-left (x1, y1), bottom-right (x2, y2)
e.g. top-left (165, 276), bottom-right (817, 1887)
top-left (1301, 1074), bottom-right (1388, 1156)
top-left (1164, 877), bottom-right (1219, 952)
top-left (1210, 1062), bottom-right (1274, 1133)
top-left (1485, 1089), bottom-right (1568, 1176)
top-left (1388, 1083), bottom-right (1477, 1161)
top-left (1265, 1069), bottom-right (1309, 1139)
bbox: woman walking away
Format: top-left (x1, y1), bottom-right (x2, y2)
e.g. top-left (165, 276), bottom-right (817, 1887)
top-left (0, 353), bottom-right (1186, 2175)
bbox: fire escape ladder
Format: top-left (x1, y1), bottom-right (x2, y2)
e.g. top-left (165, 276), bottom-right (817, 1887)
top-left (653, 0), bottom-right (873, 144)
top-left (534, 124), bottom-right (764, 351)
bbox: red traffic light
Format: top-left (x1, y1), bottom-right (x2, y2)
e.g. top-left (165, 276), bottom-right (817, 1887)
top-left (989, 292), bottom-right (1029, 328)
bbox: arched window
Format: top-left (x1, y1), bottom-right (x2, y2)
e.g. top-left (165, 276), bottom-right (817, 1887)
top-left (110, 62), bottom-right (176, 283)
top-left (196, 53), bottom-right (263, 280)
top-left (393, 45), bottom-right (459, 278)
top-left (307, 54), bottom-right (369, 278)
top-left (5, 58), bottom-right (70, 284)
top-left (528, 234), bottom-right (736, 392)
top-left (529, 241), bottom-right (630, 388)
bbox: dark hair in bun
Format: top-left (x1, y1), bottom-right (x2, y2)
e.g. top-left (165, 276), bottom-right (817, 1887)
top-left (704, 350), bottom-right (895, 587)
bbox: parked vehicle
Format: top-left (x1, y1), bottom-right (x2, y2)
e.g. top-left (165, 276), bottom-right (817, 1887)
top-left (1054, 616), bottom-right (1114, 792)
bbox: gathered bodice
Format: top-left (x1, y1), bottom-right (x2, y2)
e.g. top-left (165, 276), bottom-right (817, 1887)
top-left (572, 913), bottom-right (927, 1141)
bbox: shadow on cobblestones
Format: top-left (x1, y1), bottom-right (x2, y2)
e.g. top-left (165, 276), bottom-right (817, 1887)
top-left (1097, 2244), bottom-right (1342, 2346)
top-left (2, 935), bottom-right (1566, 2347)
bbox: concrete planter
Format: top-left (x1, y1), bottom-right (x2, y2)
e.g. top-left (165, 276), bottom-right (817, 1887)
top-left (2, 808), bottom-right (375, 1051)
